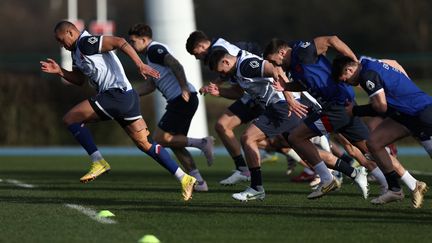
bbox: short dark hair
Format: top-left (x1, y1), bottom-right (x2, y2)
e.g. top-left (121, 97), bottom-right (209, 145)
top-left (331, 55), bottom-right (356, 81)
top-left (54, 20), bottom-right (77, 33)
top-left (186, 30), bottom-right (210, 54)
top-left (128, 23), bottom-right (152, 38)
top-left (207, 49), bottom-right (228, 71)
top-left (263, 38), bottom-right (289, 58)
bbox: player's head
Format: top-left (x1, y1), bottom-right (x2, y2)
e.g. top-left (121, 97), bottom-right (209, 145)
top-left (128, 23), bottom-right (153, 52)
top-left (332, 56), bottom-right (360, 85)
top-left (263, 38), bottom-right (290, 66)
top-left (208, 49), bottom-right (236, 76)
top-left (54, 21), bottom-right (80, 51)
top-left (186, 30), bottom-right (211, 60)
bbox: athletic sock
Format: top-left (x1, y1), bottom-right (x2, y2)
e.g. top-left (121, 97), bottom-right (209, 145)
top-left (90, 151), bottom-right (103, 162)
top-left (187, 137), bottom-right (205, 149)
top-left (67, 123), bottom-right (98, 155)
top-left (189, 169), bottom-right (204, 182)
top-left (233, 155), bottom-right (247, 171)
top-left (304, 167), bottom-right (315, 175)
top-left (145, 143), bottom-right (179, 175)
top-left (313, 161), bottom-right (333, 182)
top-left (340, 153), bottom-right (354, 165)
top-left (384, 170), bottom-right (401, 192)
top-left (401, 171), bottom-right (417, 191)
top-left (286, 149), bottom-right (302, 163)
top-left (174, 168), bottom-right (186, 181)
top-left (334, 159), bottom-right (356, 179)
top-left (370, 167), bottom-right (388, 189)
top-left (249, 167), bottom-right (262, 191)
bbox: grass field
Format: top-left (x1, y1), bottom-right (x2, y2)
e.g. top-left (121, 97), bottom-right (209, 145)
top-left (1, 154), bottom-right (431, 243)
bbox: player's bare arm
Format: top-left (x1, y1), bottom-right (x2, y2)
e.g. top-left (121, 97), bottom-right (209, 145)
top-left (136, 78), bottom-right (157, 96)
top-left (40, 58), bottom-right (86, 86)
top-left (314, 36), bottom-right (358, 62)
top-left (101, 36), bottom-right (160, 80)
top-left (369, 90), bottom-right (388, 113)
top-left (263, 61), bottom-right (308, 117)
top-left (218, 83), bottom-right (244, 99)
top-left (164, 54), bottom-right (190, 102)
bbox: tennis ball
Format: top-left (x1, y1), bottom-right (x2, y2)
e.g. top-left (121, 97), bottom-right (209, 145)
top-left (138, 234), bottom-right (160, 243)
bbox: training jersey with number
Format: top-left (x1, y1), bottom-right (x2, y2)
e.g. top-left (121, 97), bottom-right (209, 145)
top-left (145, 41), bottom-right (196, 101)
top-left (359, 56), bottom-right (432, 116)
top-left (234, 50), bottom-right (285, 106)
top-left (72, 31), bottom-right (132, 93)
top-left (289, 40), bottom-right (354, 105)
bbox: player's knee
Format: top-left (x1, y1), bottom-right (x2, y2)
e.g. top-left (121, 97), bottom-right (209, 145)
top-left (366, 138), bottom-right (382, 153)
top-left (62, 113), bottom-right (75, 126)
top-left (214, 120), bottom-right (227, 134)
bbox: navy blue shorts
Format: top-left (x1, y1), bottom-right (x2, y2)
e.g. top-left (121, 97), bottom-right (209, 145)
top-left (89, 88), bottom-right (142, 127)
top-left (304, 103), bottom-right (369, 142)
top-left (253, 102), bottom-right (302, 138)
top-left (389, 104), bottom-right (432, 141)
top-left (228, 99), bottom-right (265, 124)
top-left (158, 93), bottom-right (199, 135)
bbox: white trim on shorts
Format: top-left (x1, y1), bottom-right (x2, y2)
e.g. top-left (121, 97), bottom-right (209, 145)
top-left (95, 101), bottom-right (114, 119)
top-left (124, 115), bottom-right (143, 121)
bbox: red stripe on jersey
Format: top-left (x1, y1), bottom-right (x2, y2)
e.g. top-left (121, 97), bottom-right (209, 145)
top-left (321, 115), bottom-right (333, 133)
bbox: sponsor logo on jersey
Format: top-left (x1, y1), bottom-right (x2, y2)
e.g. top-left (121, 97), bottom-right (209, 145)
top-left (249, 60), bottom-right (259, 69)
top-left (366, 80), bottom-right (375, 90)
top-left (157, 48), bottom-right (164, 54)
top-left (88, 37), bottom-right (98, 45)
top-left (300, 42), bottom-right (311, 48)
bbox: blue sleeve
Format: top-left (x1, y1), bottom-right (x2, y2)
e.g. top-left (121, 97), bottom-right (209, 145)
top-left (239, 57), bottom-right (264, 78)
top-left (78, 36), bottom-right (102, 55)
top-left (295, 41), bottom-right (318, 64)
top-left (359, 70), bottom-right (384, 96)
top-left (147, 44), bottom-right (169, 66)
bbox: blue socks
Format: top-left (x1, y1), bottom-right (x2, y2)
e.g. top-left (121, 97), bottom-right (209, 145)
top-left (145, 143), bottom-right (179, 175)
top-left (67, 123), bottom-right (98, 155)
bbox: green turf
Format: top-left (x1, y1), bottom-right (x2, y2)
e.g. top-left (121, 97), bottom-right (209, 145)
top-left (1, 155), bottom-right (431, 243)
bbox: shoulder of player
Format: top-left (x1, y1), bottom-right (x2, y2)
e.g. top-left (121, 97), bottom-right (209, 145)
top-left (77, 35), bottom-right (102, 55)
top-left (238, 57), bottom-right (263, 78)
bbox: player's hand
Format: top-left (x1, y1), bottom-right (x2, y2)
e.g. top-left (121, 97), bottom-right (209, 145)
top-left (138, 63), bottom-right (160, 79)
top-left (206, 82), bottom-right (220, 96)
top-left (272, 79), bottom-right (285, 92)
top-left (40, 58), bottom-right (62, 75)
top-left (181, 87), bottom-right (190, 102)
top-left (345, 101), bottom-right (354, 116)
top-left (288, 99), bottom-right (308, 118)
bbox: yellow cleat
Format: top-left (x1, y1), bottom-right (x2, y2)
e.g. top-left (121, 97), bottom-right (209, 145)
top-left (181, 174), bottom-right (197, 201)
top-left (411, 181), bottom-right (428, 209)
top-left (80, 159), bottom-right (111, 183)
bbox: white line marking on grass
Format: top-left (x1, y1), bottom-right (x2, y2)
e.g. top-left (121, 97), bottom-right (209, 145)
top-left (410, 170), bottom-right (432, 176)
top-left (65, 204), bottom-right (117, 224)
top-left (4, 179), bottom-right (36, 188)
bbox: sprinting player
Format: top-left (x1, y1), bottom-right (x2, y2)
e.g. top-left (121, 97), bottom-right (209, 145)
top-left (332, 55), bottom-right (430, 208)
top-left (186, 31), bottom-right (263, 185)
top-left (207, 48), bottom-right (304, 201)
top-left (128, 23), bottom-right (213, 192)
top-left (265, 37), bottom-right (386, 199)
top-left (40, 21), bottom-right (196, 201)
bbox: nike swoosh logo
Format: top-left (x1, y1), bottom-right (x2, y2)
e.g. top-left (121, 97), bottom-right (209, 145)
top-left (246, 192), bottom-right (264, 199)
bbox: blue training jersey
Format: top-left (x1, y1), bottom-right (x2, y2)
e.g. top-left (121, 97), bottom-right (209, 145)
top-left (359, 56), bottom-right (432, 115)
top-left (289, 40), bottom-right (355, 105)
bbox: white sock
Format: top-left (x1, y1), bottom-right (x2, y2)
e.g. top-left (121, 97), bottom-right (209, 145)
top-left (370, 167), bottom-right (388, 189)
top-left (401, 171), bottom-right (417, 191)
top-left (189, 169), bottom-right (204, 182)
top-left (187, 137), bottom-right (204, 149)
top-left (174, 168), bottom-right (186, 181)
top-left (90, 151), bottom-right (103, 162)
top-left (304, 167), bottom-right (315, 175)
top-left (286, 149), bottom-right (302, 163)
top-left (313, 161), bottom-right (333, 182)
top-left (238, 166), bottom-right (249, 172)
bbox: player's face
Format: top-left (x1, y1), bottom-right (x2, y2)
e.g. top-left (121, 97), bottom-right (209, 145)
top-left (339, 65), bottom-right (359, 86)
top-left (55, 29), bottom-right (76, 51)
top-left (129, 35), bottom-right (147, 52)
top-left (266, 53), bottom-right (283, 66)
top-left (192, 43), bottom-right (208, 60)
top-left (215, 58), bottom-right (234, 76)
